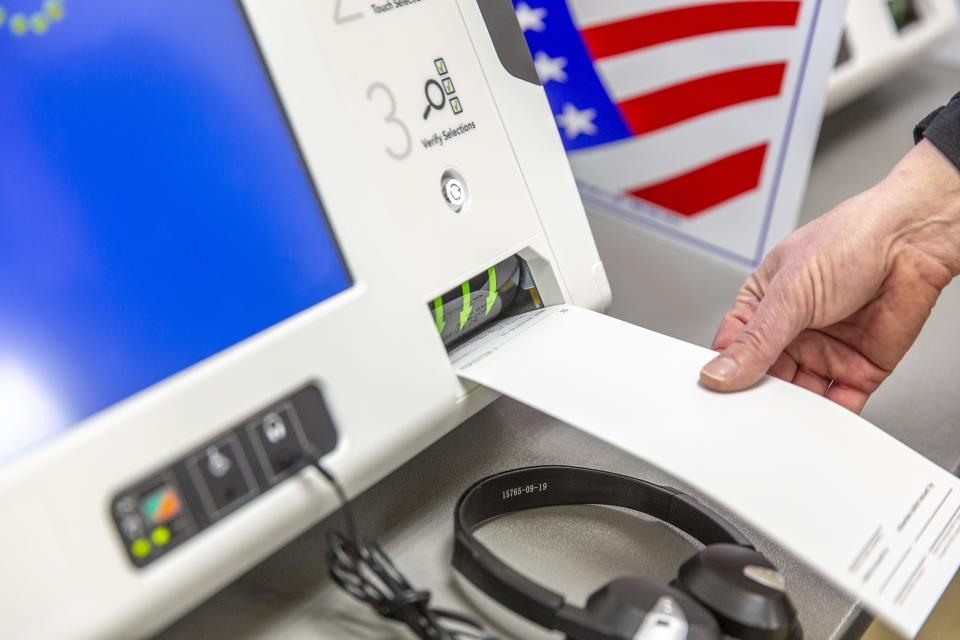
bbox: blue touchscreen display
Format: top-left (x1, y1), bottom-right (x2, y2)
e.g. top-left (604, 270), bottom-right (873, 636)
top-left (0, 1), bottom-right (351, 465)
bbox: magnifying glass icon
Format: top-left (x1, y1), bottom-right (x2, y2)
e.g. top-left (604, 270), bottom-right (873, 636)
top-left (422, 79), bottom-right (446, 120)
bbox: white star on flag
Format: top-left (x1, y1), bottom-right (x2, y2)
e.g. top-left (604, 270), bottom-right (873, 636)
top-left (533, 51), bottom-right (567, 84)
top-left (515, 2), bottom-right (546, 32)
top-left (556, 103), bottom-right (597, 140)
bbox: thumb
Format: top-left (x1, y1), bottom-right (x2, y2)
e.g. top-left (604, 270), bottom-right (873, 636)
top-left (700, 289), bottom-right (803, 392)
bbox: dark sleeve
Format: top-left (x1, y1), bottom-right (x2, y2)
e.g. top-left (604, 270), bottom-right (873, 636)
top-left (914, 92), bottom-right (960, 172)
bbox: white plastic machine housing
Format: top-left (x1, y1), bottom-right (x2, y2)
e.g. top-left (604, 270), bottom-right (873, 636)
top-left (828, 0), bottom-right (959, 111)
top-left (0, 2), bottom-right (609, 638)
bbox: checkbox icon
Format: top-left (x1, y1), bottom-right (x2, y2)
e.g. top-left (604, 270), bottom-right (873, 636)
top-left (442, 78), bottom-right (455, 95)
top-left (434, 58), bottom-right (447, 75)
top-left (450, 97), bottom-right (462, 114)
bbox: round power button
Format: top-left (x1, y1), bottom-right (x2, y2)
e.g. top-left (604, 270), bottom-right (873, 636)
top-left (441, 170), bottom-right (468, 212)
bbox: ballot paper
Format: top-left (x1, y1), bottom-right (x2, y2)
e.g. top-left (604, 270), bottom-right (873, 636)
top-left (450, 305), bottom-right (960, 638)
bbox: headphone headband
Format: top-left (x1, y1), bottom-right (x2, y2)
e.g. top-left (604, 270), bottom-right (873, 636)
top-left (453, 466), bottom-right (753, 634)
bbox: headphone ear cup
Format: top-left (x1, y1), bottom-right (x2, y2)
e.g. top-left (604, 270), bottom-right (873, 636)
top-left (584, 577), bottom-right (722, 640)
top-left (674, 544), bottom-right (801, 640)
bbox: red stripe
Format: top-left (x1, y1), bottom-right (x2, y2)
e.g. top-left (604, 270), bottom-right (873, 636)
top-left (618, 63), bottom-right (786, 135)
top-left (630, 143), bottom-right (768, 216)
top-left (580, 1), bottom-right (801, 60)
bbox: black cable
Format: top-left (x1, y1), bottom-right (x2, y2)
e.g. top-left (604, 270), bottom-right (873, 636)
top-left (302, 450), bottom-right (499, 640)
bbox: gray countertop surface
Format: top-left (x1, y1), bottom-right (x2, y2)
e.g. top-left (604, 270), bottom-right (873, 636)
top-left (160, 61), bottom-right (960, 640)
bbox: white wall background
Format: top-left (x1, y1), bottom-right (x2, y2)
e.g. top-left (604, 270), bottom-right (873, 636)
top-left (932, 0), bottom-right (960, 65)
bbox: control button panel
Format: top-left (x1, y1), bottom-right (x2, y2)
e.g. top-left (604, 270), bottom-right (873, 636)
top-left (187, 435), bottom-right (257, 519)
top-left (247, 406), bottom-right (310, 483)
top-left (112, 474), bottom-right (195, 567)
top-left (112, 384), bottom-right (337, 568)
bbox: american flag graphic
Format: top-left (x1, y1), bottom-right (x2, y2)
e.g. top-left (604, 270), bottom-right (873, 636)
top-left (515, 0), bottom-right (830, 266)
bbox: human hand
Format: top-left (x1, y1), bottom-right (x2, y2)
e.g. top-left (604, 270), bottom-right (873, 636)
top-left (700, 140), bottom-right (960, 413)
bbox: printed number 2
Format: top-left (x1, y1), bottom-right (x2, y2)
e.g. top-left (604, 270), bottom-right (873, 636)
top-left (367, 83), bottom-right (412, 160)
top-left (334, 0), bottom-right (363, 24)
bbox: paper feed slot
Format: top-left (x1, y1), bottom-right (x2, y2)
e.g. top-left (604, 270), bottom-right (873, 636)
top-left (430, 255), bottom-right (545, 349)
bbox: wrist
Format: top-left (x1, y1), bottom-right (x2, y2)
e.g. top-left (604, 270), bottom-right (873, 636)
top-left (878, 140), bottom-right (960, 277)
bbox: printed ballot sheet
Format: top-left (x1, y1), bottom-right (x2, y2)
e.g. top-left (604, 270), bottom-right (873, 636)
top-left (450, 306), bottom-right (960, 638)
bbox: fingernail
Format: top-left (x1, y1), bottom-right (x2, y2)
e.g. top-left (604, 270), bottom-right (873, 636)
top-left (701, 355), bottom-right (739, 383)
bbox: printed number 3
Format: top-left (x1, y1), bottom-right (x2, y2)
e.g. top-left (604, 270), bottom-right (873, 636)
top-left (367, 83), bottom-right (412, 161)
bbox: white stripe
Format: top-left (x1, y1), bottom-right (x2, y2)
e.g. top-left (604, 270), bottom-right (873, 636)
top-left (582, 184), bottom-right (769, 258)
top-left (568, 0), bottom-right (784, 29)
top-left (566, 97), bottom-right (784, 191)
top-left (593, 28), bottom-right (802, 101)
top-left (678, 190), bottom-right (768, 250)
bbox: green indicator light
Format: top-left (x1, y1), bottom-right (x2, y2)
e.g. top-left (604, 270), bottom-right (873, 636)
top-left (131, 538), bottom-right (151, 559)
top-left (151, 526), bottom-right (172, 547)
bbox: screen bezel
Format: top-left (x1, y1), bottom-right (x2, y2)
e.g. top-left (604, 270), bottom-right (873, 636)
top-left (0, 1), bottom-right (355, 469)
top-left (239, 0), bottom-right (353, 288)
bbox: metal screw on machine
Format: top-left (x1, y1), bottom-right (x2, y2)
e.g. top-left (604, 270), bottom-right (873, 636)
top-left (441, 169), bottom-right (468, 212)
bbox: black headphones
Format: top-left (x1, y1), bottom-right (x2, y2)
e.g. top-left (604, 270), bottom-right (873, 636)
top-left (453, 466), bottom-right (801, 640)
